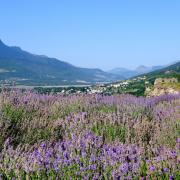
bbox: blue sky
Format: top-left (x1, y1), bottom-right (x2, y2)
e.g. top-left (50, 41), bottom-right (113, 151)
top-left (0, 0), bottom-right (180, 70)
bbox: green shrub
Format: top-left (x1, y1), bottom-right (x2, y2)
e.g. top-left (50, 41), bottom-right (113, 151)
top-left (92, 122), bottom-right (126, 143)
top-left (3, 104), bottom-right (25, 123)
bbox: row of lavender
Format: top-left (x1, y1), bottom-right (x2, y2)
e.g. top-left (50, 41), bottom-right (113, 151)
top-left (0, 90), bottom-right (179, 179)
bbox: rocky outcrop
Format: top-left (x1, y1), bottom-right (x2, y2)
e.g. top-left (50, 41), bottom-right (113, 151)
top-left (154, 78), bottom-right (178, 85)
top-left (146, 78), bottom-right (179, 96)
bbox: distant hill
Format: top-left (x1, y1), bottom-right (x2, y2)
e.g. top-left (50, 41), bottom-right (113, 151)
top-left (143, 61), bottom-right (180, 83)
top-left (0, 40), bottom-right (123, 86)
top-left (135, 65), bottom-right (164, 73)
top-left (103, 61), bottom-right (180, 96)
top-left (108, 67), bottom-right (137, 78)
top-left (108, 65), bottom-right (164, 79)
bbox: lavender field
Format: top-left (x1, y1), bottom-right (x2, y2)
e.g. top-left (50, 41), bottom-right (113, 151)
top-left (0, 90), bottom-right (179, 179)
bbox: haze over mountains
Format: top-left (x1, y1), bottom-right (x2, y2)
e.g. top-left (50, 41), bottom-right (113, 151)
top-left (0, 40), bottom-right (124, 86)
top-left (108, 65), bottom-right (165, 79)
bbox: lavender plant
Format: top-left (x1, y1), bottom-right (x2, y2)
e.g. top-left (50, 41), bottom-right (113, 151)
top-left (0, 90), bottom-right (179, 179)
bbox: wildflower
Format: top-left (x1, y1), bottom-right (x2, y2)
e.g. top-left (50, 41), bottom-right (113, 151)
top-left (149, 166), bottom-right (156, 172)
top-left (90, 155), bottom-right (96, 162)
top-left (164, 167), bottom-right (169, 173)
top-left (168, 151), bottom-right (177, 158)
top-left (82, 152), bottom-right (87, 158)
top-left (169, 174), bottom-right (174, 180)
top-left (41, 143), bottom-right (46, 149)
top-left (120, 163), bottom-right (129, 174)
top-left (89, 164), bottom-right (97, 171)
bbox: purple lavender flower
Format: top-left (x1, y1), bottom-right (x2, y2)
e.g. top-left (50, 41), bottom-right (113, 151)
top-left (89, 164), bottom-right (97, 171)
top-left (150, 166), bottom-right (156, 171)
top-left (41, 143), bottom-right (46, 149)
top-left (120, 163), bottom-right (129, 174)
top-left (164, 167), bottom-right (169, 172)
top-left (169, 174), bottom-right (174, 180)
top-left (168, 151), bottom-right (177, 158)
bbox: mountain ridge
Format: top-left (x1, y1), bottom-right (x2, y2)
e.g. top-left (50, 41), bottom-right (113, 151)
top-left (108, 65), bottom-right (165, 78)
top-left (0, 40), bottom-right (124, 86)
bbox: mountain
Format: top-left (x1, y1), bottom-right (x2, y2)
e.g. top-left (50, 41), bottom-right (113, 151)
top-left (135, 65), bottom-right (165, 73)
top-left (108, 68), bottom-right (137, 78)
top-left (0, 40), bottom-right (123, 86)
top-left (102, 61), bottom-right (180, 96)
top-left (143, 61), bottom-right (180, 82)
top-left (109, 65), bottom-right (164, 78)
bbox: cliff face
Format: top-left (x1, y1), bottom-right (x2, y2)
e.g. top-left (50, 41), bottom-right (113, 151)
top-left (146, 78), bottom-right (180, 96)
